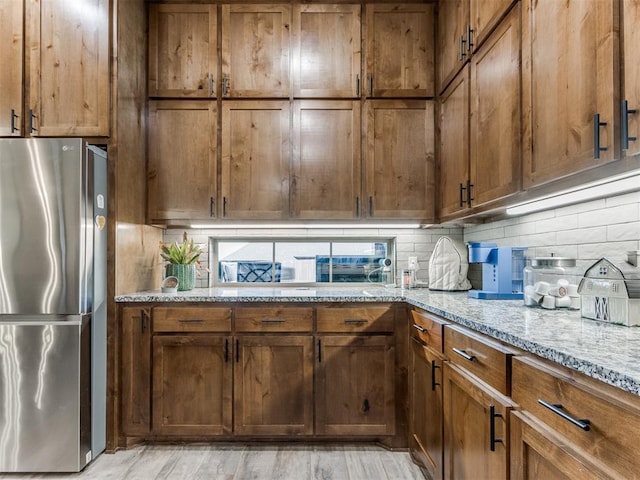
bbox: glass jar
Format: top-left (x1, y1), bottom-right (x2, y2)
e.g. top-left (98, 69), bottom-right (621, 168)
top-left (523, 257), bottom-right (581, 309)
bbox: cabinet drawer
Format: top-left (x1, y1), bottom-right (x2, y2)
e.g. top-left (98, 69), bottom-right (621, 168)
top-left (444, 325), bottom-right (516, 396)
top-left (410, 309), bottom-right (446, 352)
top-left (153, 307), bottom-right (232, 333)
top-left (512, 356), bottom-right (640, 479)
top-left (317, 305), bottom-right (394, 333)
top-left (235, 307), bottom-right (313, 333)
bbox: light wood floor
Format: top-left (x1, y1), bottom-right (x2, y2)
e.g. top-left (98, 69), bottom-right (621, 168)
top-left (0, 444), bottom-right (427, 480)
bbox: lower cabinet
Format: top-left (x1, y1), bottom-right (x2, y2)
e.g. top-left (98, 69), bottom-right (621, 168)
top-left (316, 335), bottom-right (395, 436)
top-left (153, 335), bottom-right (232, 436)
top-left (234, 335), bottom-right (314, 435)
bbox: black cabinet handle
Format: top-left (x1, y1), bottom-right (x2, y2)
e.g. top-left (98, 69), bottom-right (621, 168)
top-left (369, 196), bottom-right (373, 216)
top-left (459, 183), bottom-right (467, 207)
top-left (452, 347), bottom-right (476, 361)
top-left (622, 100), bottom-right (637, 150)
top-left (362, 398), bottom-right (370, 413)
top-left (412, 323), bottom-right (426, 333)
top-left (368, 74), bottom-right (373, 96)
top-left (489, 405), bottom-right (503, 451)
top-left (467, 180), bottom-right (474, 207)
top-left (318, 339), bottom-right (322, 363)
top-left (210, 197), bottom-right (215, 217)
top-left (431, 360), bottom-right (440, 391)
top-left (10, 109), bottom-right (18, 133)
top-left (538, 399), bottom-right (591, 431)
top-left (223, 196), bottom-right (228, 217)
top-left (236, 339), bottom-right (240, 363)
top-left (594, 113), bottom-right (608, 159)
top-left (344, 319), bottom-right (368, 324)
top-left (356, 74), bottom-right (360, 97)
top-left (224, 338), bottom-right (229, 362)
top-left (355, 196), bottom-right (360, 217)
top-left (140, 309), bottom-right (147, 333)
top-left (459, 35), bottom-right (467, 61)
top-left (178, 318), bottom-right (204, 323)
top-left (261, 318), bottom-right (285, 323)
top-left (466, 24), bottom-right (474, 51)
top-left (29, 109), bottom-right (37, 133)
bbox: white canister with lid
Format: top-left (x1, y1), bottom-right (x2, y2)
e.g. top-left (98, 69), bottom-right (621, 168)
top-left (523, 257), bottom-right (581, 309)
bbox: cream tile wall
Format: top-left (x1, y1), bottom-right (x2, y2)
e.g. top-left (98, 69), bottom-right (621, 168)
top-left (163, 226), bottom-right (465, 288)
top-left (463, 191), bottom-right (640, 279)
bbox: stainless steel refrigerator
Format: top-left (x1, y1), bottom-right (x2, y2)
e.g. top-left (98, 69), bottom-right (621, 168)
top-left (0, 138), bottom-right (107, 472)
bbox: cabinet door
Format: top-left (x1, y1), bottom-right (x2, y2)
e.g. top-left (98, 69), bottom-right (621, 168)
top-left (147, 101), bottom-right (216, 222)
top-left (316, 335), bottom-right (395, 436)
top-left (293, 4), bottom-right (361, 98)
top-left (234, 335), bottom-right (314, 435)
top-left (437, 0), bottom-right (468, 94)
top-left (510, 411), bottom-right (611, 480)
top-left (153, 335), bottom-right (232, 436)
top-left (221, 100), bottom-right (290, 219)
top-left (28, 0), bottom-right (109, 136)
top-left (469, 4), bottom-right (521, 207)
top-left (522, 0), bottom-right (619, 188)
top-left (409, 338), bottom-right (444, 480)
top-left (221, 4), bottom-right (290, 98)
top-left (148, 4), bottom-right (217, 98)
top-left (292, 100), bottom-right (361, 219)
top-left (622, 0), bottom-right (640, 157)
top-left (365, 4), bottom-right (435, 98)
top-left (443, 362), bottom-right (514, 480)
top-left (0, 0), bottom-right (23, 136)
top-left (364, 100), bottom-right (435, 221)
top-left (439, 67), bottom-right (470, 219)
top-left (470, 0), bottom-right (516, 50)
top-left (121, 307), bottom-right (151, 437)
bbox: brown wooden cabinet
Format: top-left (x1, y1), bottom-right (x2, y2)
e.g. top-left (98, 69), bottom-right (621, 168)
top-left (292, 100), bottom-right (361, 219)
top-left (364, 4), bottom-right (435, 98)
top-left (522, 0), bottom-right (619, 188)
top-left (147, 101), bottom-right (217, 223)
top-left (0, 0), bottom-right (23, 136)
top-left (148, 4), bottom-right (217, 98)
top-left (221, 4), bottom-right (290, 98)
top-left (511, 356), bottom-right (640, 480)
top-left (221, 100), bottom-right (290, 220)
top-left (27, 0), bottom-right (109, 136)
top-left (292, 4), bottom-right (361, 98)
top-left (439, 4), bottom-right (520, 221)
top-left (409, 310), bottom-right (446, 480)
top-left (622, 0), bottom-right (640, 158)
top-left (234, 335), bottom-right (314, 435)
top-left (121, 307), bottom-right (151, 438)
top-left (364, 100), bottom-right (435, 221)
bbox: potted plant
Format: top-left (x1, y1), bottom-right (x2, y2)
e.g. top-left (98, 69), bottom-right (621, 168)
top-left (160, 232), bottom-right (203, 291)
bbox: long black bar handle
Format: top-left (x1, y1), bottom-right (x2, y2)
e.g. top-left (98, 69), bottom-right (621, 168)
top-left (10, 109), bottom-right (18, 133)
top-left (467, 180), bottom-right (474, 207)
top-left (538, 399), bottom-right (591, 431)
top-left (466, 24), bottom-right (474, 51)
top-left (210, 197), bottom-right (215, 217)
top-left (594, 113), bottom-right (608, 159)
top-left (224, 338), bottom-right (229, 362)
top-left (29, 109), bottom-right (37, 133)
top-left (223, 196), bottom-right (227, 217)
top-left (236, 339), bottom-right (240, 363)
top-left (356, 74), bottom-right (360, 97)
top-left (318, 339), bottom-right (322, 363)
top-left (459, 183), bottom-right (467, 207)
top-left (140, 309), bottom-right (147, 333)
top-left (368, 74), bottom-right (374, 96)
top-left (355, 197), bottom-right (360, 217)
top-left (452, 347), bottom-right (476, 361)
top-left (489, 405), bottom-right (503, 451)
top-left (458, 35), bottom-right (467, 61)
top-left (431, 360), bottom-right (441, 391)
top-left (622, 100), bottom-right (638, 150)
top-left (369, 196), bottom-right (373, 216)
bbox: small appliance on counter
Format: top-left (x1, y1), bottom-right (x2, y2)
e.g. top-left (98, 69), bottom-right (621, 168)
top-left (428, 236), bottom-right (471, 291)
top-left (578, 252), bottom-right (640, 326)
top-left (467, 242), bottom-right (527, 299)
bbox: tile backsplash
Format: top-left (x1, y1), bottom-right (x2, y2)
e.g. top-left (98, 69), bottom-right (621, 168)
top-left (161, 191), bottom-right (639, 289)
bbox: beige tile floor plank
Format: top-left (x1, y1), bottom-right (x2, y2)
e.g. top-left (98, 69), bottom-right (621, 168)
top-left (310, 445), bottom-right (348, 480)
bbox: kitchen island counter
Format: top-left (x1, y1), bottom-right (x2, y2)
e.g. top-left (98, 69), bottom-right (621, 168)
top-left (116, 286), bottom-right (640, 396)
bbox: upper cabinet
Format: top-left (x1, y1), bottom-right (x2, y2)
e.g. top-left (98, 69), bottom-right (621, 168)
top-left (0, 0), bottom-right (23, 136)
top-left (148, 4), bottom-right (217, 98)
top-left (438, 0), bottom-right (515, 94)
top-left (28, 0), bottom-right (109, 136)
top-left (364, 4), bottom-right (435, 98)
top-left (622, 0), bottom-right (640, 158)
top-left (221, 4), bottom-right (291, 98)
top-left (522, 0), bottom-right (619, 189)
top-left (292, 4), bottom-right (361, 98)
top-left (364, 100), bottom-right (435, 221)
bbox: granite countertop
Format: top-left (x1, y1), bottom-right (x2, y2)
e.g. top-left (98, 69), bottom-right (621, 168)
top-left (116, 286), bottom-right (640, 397)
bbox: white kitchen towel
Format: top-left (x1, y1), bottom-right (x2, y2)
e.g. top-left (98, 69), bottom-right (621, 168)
top-left (428, 237), bottom-right (472, 291)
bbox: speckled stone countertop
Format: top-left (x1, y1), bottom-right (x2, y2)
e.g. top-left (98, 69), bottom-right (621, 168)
top-left (116, 286), bottom-right (640, 397)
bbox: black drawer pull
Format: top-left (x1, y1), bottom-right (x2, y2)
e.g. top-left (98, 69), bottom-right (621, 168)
top-left (344, 319), bottom-right (368, 324)
top-left (261, 318), bottom-right (285, 323)
top-left (452, 347), bottom-right (476, 361)
top-left (489, 405), bottom-right (503, 451)
top-left (178, 319), bottom-right (204, 323)
top-left (431, 360), bottom-right (440, 391)
top-left (412, 323), bottom-right (427, 333)
top-left (538, 399), bottom-right (591, 431)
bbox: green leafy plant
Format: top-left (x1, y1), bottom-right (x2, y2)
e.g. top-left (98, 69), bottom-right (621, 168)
top-left (160, 232), bottom-right (202, 265)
